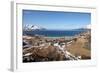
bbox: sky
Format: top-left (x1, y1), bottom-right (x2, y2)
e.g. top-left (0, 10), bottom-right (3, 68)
top-left (23, 10), bottom-right (91, 30)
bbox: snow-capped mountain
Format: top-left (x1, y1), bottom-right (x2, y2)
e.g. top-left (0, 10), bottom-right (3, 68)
top-left (23, 24), bottom-right (46, 31)
top-left (81, 24), bottom-right (91, 30)
top-left (85, 25), bottom-right (91, 29)
top-left (78, 25), bottom-right (91, 30)
top-left (71, 25), bottom-right (91, 31)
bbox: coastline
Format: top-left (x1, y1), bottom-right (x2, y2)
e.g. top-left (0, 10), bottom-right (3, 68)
top-left (44, 36), bottom-right (75, 40)
top-left (22, 31), bottom-right (91, 62)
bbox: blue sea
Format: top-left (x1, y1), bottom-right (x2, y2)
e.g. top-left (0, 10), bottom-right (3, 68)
top-left (23, 29), bottom-right (87, 37)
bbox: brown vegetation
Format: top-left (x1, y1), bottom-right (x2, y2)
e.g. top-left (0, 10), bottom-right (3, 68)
top-left (23, 31), bottom-right (91, 62)
top-left (66, 32), bottom-right (91, 59)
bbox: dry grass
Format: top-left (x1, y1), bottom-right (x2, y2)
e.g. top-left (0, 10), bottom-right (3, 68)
top-left (66, 33), bottom-right (91, 59)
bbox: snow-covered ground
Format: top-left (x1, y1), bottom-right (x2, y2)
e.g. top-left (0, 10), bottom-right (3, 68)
top-left (54, 42), bottom-right (80, 60)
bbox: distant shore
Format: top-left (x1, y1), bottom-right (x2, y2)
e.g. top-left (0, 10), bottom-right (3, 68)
top-left (44, 36), bottom-right (75, 40)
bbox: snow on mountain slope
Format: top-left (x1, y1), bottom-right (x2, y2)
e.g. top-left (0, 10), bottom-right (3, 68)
top-left (23, 24), bottom-right (46, 31)
top-left (85, 25), bottom-right (91, 29)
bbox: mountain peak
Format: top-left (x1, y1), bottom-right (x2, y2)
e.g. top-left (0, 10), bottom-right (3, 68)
top-left (23, 24), bottom-right (46, 31)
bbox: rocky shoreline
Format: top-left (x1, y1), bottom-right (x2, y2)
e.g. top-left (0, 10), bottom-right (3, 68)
top-left (23, 31), bottom-right (91, 62)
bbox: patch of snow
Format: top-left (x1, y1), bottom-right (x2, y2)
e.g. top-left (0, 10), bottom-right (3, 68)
top-left (54, 43), bottom-right (59, 46)
top-left (24, 53), bottom-right (32, 56)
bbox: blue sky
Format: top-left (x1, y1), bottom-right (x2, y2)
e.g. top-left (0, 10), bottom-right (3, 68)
top-left (23, 10), bottom-right (91, 30)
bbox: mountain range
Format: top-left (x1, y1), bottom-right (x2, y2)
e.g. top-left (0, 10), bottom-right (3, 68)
top-left (23, 24), bottom-right (91, 31)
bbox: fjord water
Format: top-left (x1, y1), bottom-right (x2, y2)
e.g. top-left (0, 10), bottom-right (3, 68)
top-left (23, 30), bottom-right (87, 37)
